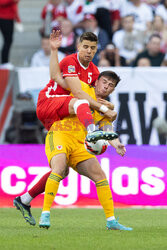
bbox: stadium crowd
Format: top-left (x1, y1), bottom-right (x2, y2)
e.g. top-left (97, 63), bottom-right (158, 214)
top-left (33, 0), bottom-right (167, 67)
top-left (1, 0), bottom-right (167, 67)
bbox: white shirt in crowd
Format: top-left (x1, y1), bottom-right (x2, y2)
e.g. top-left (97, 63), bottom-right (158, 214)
top-left (121, 1), bottom-right (153, 31)
top-left (31, 50), bottom-right (50, 67)
top-left (66, 0), bottom-right (84, 25)
top-left (156, 4), bottom-right (167, 24)
top-left (30, 50), bottom-right (65, 67)
top-left (112, 29), bottom-right (143, 61)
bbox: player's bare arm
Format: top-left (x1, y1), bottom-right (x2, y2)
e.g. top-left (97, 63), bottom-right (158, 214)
top-left (99, 121), bottom-right (126, 157)
top-left (49, 30), bottom-right (68, 89)
top-left (96, 98), bottom-right (114, 110)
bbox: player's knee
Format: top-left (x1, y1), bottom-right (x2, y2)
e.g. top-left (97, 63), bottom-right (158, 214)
top-left (73, 99), bottom-right (90, 114)
top-left (50, 154), bottom-right (67, 176)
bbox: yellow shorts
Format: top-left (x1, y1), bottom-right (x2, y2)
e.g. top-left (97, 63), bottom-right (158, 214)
top-left (45, 131), bottom-right (96, 170)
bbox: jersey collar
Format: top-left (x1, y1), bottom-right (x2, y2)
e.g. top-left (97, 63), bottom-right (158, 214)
top-left (77, 53), bottom-right (89, 70)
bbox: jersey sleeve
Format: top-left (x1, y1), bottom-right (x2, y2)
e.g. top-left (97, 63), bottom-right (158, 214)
top-left (59, 56), bottom-right (79, 78)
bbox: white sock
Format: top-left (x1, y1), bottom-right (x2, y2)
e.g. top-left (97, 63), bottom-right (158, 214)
top-left (20, 192), bottom-right (33, 206)
top-left (87, 124), bottom-right (96, 133)
top-left (42, 211), bottom-right (50, 214)
top-left (107, 216), bottom-right (115, 221)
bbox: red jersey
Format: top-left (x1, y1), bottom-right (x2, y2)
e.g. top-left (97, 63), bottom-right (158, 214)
top-left (37, 80), bottom-right (71, 130)
top-left (37, 53), bottom-right (99, 129)
top-left (41, 3), bottom-right (66, 21)
top-left (39, 53), bottom-right (99, 98)
top-left (59, 53), bottom-right (99, 85)
top-left (0, 0), bottom-right (18, 20)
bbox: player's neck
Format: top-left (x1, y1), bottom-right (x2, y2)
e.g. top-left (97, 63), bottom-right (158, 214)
top-left (78, 56), bottom-right (89, 68)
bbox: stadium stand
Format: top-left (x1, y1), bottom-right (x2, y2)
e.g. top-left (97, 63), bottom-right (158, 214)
top-left (0, 0), bottom-right (46, 66)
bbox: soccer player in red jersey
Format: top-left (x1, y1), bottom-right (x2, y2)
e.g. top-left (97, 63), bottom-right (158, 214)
top-left (37, 30), bottom-right (117, 142)
top-left (13, 31), bottom-right (119, 225)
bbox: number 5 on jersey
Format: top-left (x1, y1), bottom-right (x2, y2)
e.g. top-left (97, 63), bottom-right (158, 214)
top-left (88, 72), bottom-right (92, 84)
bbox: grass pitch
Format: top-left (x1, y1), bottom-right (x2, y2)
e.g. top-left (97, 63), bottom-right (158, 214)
top-left (0, 208), bottom-right (167, 250)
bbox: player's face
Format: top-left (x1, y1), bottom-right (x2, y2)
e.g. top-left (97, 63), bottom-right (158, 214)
top-left (77, 40), bottom-right (97, 66)
top-left (95, 76), bottom-right (116, 98)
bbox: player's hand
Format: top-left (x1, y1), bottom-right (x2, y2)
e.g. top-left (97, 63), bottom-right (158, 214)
top-left (50, 30), bottom-right (62, 50)
top-left (116, 143), bottom-right (126, 157)
top-left (97, 98), bottom-right (114, 110)
top-left (104, 109), bottom-right (117, 122)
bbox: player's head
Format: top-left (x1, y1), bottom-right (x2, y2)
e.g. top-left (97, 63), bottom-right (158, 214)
top-left (77, 32), bottom-right (98, 67)
top-left (147, 34), bottom-right (161, 55)
top-left (95, 71), bottom-right (121, 99)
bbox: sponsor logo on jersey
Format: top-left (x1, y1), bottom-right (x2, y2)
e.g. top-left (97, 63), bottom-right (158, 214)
top-left (68, 65), bottom-right (75, 73)
top-left (57, 145), bottom-right (63, 150)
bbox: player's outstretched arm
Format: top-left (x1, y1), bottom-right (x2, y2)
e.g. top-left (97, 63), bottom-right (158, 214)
top-left (49, 30), bottom-right (67, 89)
top-left (99, 121), bottom-right (126, 157)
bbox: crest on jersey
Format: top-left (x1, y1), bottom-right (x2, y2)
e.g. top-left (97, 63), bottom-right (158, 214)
top-left (56, 145), bottom-right (63, 150)
top-left (68, 65), bottom-right (75, 73)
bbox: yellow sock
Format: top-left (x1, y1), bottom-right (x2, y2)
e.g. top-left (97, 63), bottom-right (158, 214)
top-left (42, 172), bottom-right (62, 212)
top-left (96, 179), bottom-right (114, 218)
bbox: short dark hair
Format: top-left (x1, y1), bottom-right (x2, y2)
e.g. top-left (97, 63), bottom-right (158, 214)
top-left (124, 14), bottom-right (134, 20)
top-left (149, 33), bottom-right (161, 41)
top-left (79, 32), bottom-right (98, 43)
top-left (98, 71), bottom-right (121, 87)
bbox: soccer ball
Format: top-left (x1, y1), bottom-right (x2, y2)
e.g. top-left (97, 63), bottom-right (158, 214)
top-left (84, 139), bottom-right (109, 155)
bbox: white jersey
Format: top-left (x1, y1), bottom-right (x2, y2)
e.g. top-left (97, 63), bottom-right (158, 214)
top-left (121, 2), bottom-right (153, 31)
top-left (156, 4), bottom-right (167, 24)
top-left (30, 50), bottom-right (50, 67)
top-left (65, 0), bottom-right (84, 25)
top-left (112, 29), bottom-right (143, 61)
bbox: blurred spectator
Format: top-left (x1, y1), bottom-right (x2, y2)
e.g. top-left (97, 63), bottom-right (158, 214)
top-left (41, 0), bottom-right (66, 36)
top-left (30, 35), bottom-right (51, 67)
top-left (99, 43), bottom-right (127, 66)
top-left (58, 18), bottom-right (77, 56)
top-left (84, 0), bottom-right (112, 39)
top-left (145, 0), bottom-right (161, 16)
top-left (64, 0), bottom-right (84, 26)
top-left (156, 0), bottom-right (167, 25)
top-left (150, 15), bottom-right (167, 52)
top-left (162, 52), bottom-right (167, 65)
top-left (121, 0), bottom-right (153, 31)
top-left (83, 14), bottom-right (109, 65)
top-left (132, 34), bottom-right (165, 66)
top-left (0, 0), bottom-right (20, 64)
top-left (109, 0), bottom-right (121, 32)
top-left (112, 15), bottom-right (144, 65)
top-left (98, 58), bottom-right (111, 67)
top-left (94, 0), bottom-right (112, 39)
top-left (137, 57), bottom-right (151, 66)
top-left (15, 3), bottom-right (24, 32)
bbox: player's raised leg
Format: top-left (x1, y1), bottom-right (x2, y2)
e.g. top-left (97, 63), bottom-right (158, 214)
top-left (76, 158), bottom-right (133, 231)
top-left (68, 98), bottom-right (118, 142)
